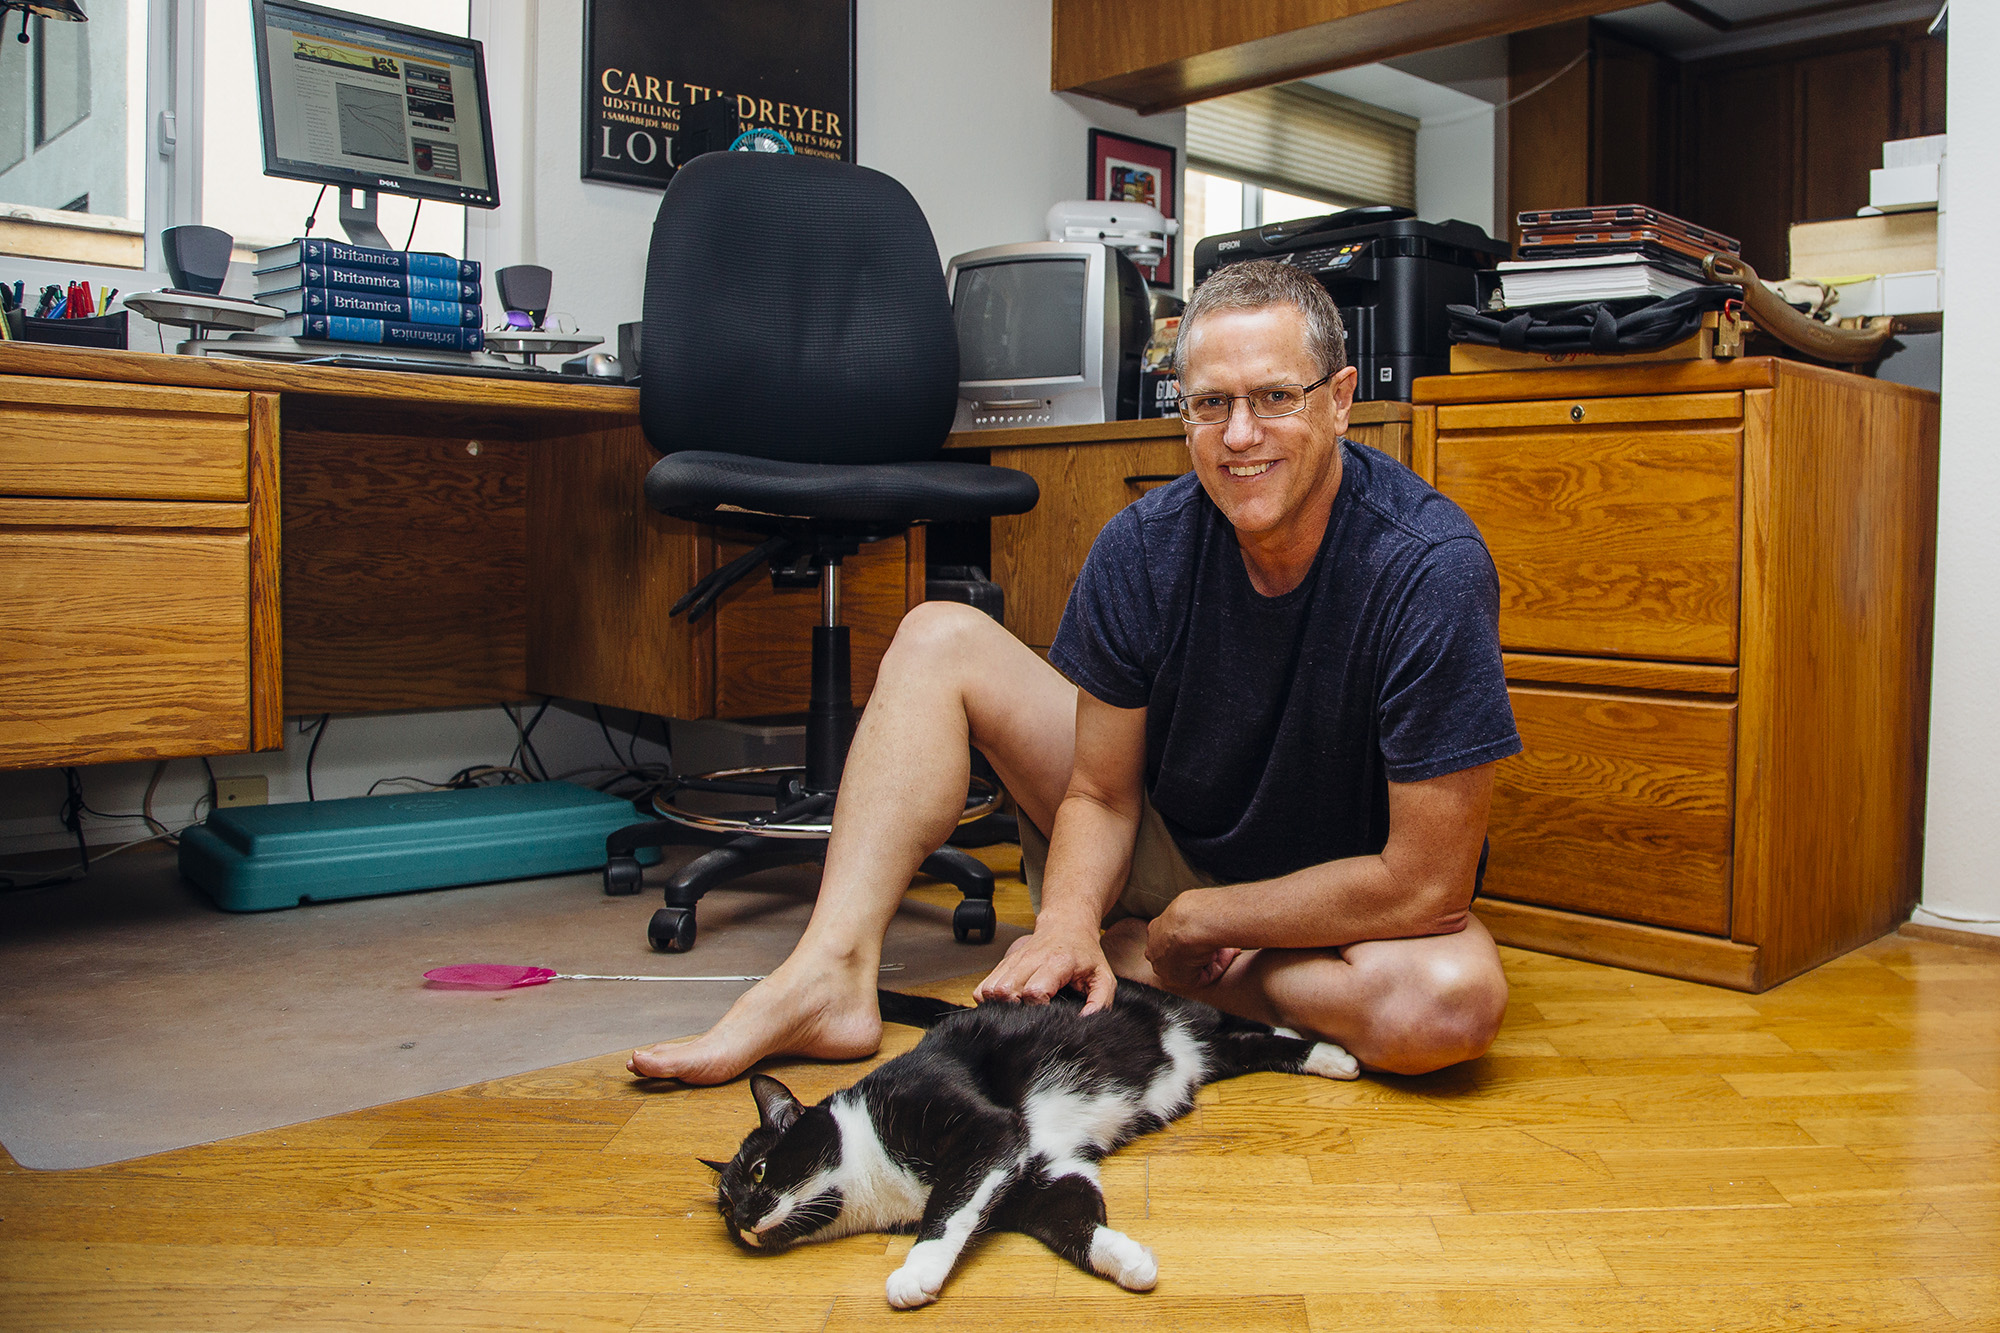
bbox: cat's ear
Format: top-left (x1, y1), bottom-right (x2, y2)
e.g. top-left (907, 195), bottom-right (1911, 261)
top-left (696, 1158), bottom-right (729, 1174)
top-left (750, 1073), bottom-right (803, 1133)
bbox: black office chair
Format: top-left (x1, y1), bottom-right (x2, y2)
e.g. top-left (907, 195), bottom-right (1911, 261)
top-left (602, 151), bottom-right (1039, 954)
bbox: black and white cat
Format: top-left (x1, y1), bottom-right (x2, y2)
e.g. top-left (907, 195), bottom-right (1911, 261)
top-left (701, 980), bottom-right (1358, 1308)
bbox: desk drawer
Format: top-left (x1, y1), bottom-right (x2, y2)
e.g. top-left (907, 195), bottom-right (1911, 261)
top-left (1433, 393), bottom-right (1742, 663)
top-left (1484, 685), bottom-right (1735, 936)
top-left (990, 437), bottom-right (1190, 648)
top-left (0, 527), bottom-right (252, 767)
top-left (0, 377), bottom-right (252, 502)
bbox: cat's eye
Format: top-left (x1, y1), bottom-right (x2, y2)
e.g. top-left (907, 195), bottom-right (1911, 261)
top-left (750, 1160), bottom-right (766, 1184)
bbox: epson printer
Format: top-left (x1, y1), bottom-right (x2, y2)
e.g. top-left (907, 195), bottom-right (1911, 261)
top-left (1191, 205), bottom-right (1508, 402)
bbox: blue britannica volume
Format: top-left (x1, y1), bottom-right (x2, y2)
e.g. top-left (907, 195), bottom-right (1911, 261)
top-left (277, 314), bottom-right (486, 352)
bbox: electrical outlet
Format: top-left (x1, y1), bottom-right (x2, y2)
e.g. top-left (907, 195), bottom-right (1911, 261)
top-left (215, 776), bottom-right (268, 808)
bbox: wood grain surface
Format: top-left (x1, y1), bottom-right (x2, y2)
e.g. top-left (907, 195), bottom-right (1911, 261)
top-left (1433, 418), bottom-right (1743, 663)
top-left (1502, 653), bottom-right (1738, 697)
top-left (0, 530), bottom-right (251, 767)
top-left (990, 437), bottom-right (1192, 648)
top-left (527, 424), bottom-right (712, 720)
top-left (3, 860), bottom-right (1993, 1331)
top-left (1732, 371), bottom-right (1939, 986)
top-left (280, 427), bottom-right (529, 714)
top-left (1415, 358), bottom-right (1781, 405)
top-left (247, 393), bottom-right (283, 751)
top-left (711, 534), bottom-right (912, 719)
top-left (0, 342), bottom-right (639, 420)
top-left (0, 375), bottom-right (250, 502)
top-left (1486, 686), bottom-right (1737, 936)
top-left (1050, 0), bottom-right (1639, 111)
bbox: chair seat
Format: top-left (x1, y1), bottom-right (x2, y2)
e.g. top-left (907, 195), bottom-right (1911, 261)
top-left (645, 451), bottom-right (1040, 527)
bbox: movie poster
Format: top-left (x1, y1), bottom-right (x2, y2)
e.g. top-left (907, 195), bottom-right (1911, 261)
top-left (582, 0), bottom-right (855, 189)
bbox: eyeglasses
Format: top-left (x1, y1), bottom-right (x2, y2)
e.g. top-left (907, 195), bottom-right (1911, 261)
top-left (1175, 370), bottom-right (1335, 425)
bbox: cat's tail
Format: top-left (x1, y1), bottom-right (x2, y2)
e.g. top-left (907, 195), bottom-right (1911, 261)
top-left (876, 990), bottom-right (971, 1028)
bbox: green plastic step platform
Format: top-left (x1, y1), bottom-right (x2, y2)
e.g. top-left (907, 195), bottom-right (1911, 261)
top-left (178, 781), bottom-right (662, 912)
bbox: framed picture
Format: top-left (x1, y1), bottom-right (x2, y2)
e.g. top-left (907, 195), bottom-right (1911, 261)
top-left (582, 0), bottom-right (856, 190)
top-left (1087, 128), bottom-right (1177, 287)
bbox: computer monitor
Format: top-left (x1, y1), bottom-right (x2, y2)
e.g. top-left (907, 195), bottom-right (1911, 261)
top-left (945, 242), bottom-right (1151, 430)
top-left (251, 0), bottom-right (500, 248)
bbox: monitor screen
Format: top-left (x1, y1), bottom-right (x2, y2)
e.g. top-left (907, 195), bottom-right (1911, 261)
top-left (953, 257), bottom-right (1088, 382)
top-left (252, 0), bottom-right (500, 208)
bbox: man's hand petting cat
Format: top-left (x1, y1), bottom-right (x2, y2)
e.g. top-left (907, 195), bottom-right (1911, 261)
top-left (973, 926), bottom-right (1118, 1013)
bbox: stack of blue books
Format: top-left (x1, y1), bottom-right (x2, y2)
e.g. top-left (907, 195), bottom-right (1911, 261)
top-left (252, 238), bottom-right (485, 352)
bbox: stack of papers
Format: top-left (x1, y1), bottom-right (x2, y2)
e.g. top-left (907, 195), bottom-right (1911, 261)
top-left (1496, 254), bottom-right (1704, 308)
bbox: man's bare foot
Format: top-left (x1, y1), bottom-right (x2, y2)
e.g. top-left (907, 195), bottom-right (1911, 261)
top-left (1100, 918), bottom-right (1158, 984)
top-left (627, 952), bottom-right (884, 1084)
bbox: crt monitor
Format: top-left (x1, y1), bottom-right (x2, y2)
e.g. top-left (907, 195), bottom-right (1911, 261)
top-left (946, 241), bottom-right (1152, 431)
top-left (251, 0), bottom-right (500, 248)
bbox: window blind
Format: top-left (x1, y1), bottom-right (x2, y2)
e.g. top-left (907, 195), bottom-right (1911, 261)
top-left (1187, 83), bottom-right (1417, 211)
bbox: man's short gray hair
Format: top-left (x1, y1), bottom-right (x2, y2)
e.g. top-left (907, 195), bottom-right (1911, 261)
top-left (1170, 259), bottom-right (1347, 381)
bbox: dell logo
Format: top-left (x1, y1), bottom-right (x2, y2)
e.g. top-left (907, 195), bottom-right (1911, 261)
top-left (378, 179), bottom-right (397, 188)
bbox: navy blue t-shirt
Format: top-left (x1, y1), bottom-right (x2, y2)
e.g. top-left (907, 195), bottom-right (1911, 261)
top-left (1049, 439), bottom-right (1520, 884)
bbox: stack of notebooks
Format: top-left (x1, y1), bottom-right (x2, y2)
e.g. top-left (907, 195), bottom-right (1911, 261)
top-left (252, 238), bottom-right (485, 352)
top-left (1496, 207), bottom-right (1742, 308)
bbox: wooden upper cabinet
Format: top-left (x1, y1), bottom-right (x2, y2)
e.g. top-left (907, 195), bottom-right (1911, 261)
top-left (1051, 0), bottom-right (1638, 111)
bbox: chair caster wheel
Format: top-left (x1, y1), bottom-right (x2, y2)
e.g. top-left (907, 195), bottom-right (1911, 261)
top-left (604, 856), bottom-right (645, 896)
top-left (952, 898), bottom-right (996, 945)
top-left (649, 906), bottom-right (697, 953)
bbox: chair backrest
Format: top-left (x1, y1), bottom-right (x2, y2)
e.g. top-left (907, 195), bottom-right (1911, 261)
top-left (640, 152), bottom-right (959, 464)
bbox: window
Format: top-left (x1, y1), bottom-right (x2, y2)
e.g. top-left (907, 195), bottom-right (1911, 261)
top-left (0, 0), bottom-right (472, 270)
top-left (1181, 81), bottom-right (1417, 292)
top-left (1179, 171), bottom-right (1346, 294)
top-left (0, 0), bottom-right (147, 266)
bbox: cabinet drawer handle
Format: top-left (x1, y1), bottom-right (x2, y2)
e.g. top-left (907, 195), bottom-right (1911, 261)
top-left (1570, 404), bottom-right (1585, 422)
top-left (1124, 473), bottom-right (1182, 486)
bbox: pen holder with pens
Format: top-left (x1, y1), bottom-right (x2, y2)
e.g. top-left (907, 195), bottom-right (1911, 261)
top-left (8, 309), bottom-right (129, 350)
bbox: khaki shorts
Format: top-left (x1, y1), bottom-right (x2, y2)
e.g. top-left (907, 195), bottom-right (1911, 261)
top-left (1018, 794), bottom-right (1221, 924)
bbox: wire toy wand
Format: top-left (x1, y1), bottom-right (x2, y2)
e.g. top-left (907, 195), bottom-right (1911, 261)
top-left (424, 962), bottom-right (904, 989)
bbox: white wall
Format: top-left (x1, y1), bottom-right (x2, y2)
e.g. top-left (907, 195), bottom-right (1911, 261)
top-left (1916, 6), bottom-right (2000, 938)
top-left (469, 0), bottom-right (1186, 337)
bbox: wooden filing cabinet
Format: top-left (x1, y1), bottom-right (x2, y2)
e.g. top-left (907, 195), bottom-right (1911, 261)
top-left (1414, 359), bottom-right (1939, 991)
top-left (0, 375), bottom-right (283, 768)
top-left (953, 402), bottom-right (1413, 652)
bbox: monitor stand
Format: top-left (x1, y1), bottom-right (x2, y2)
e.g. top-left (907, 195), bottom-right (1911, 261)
top-left (338, 189), bottom-right (392, 249)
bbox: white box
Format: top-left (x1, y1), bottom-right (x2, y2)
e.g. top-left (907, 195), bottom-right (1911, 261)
top-left (1870, 163), bottom-right (1940, 212)
top-left (1827, 270), bottom-right (1940, 318)
top-left (1882, 134), bottom-right (1946, 169)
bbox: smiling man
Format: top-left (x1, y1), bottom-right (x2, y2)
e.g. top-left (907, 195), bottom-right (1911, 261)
top-left (629, 259), bottom-right (1519, 1086)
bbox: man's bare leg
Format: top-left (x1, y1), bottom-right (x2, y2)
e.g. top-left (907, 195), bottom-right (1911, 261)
top-left (630, 603), bottom-right (1078, 1083)
top-left (1100, 915), bottom-right (1507, 1075)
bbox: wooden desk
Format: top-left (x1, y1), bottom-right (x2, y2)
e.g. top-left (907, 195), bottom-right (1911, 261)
top-left (1413, 358), bottom-right (1939, 990)
top-left (0, 345), bottom-right (920, 770)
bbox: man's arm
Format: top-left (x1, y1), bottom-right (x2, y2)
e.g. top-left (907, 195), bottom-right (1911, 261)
top-left (974, 689), bottom-right (1148, 1013)
top-left (1143, 761), bottom-right (1496, 988)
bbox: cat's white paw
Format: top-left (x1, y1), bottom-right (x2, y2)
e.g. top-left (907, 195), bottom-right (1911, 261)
top-left (1303, 1041), bottom-right (1360, 1080)
top-left (1089, 1226), bottom-right (1158, 1291)
top-left (885, 1239), bottom-right (952, 1309)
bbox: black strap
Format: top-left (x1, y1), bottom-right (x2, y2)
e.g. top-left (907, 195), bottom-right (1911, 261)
top-left (671, 534), bottom-right (796, 621)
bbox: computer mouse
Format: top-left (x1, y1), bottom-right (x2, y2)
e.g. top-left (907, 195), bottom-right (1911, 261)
top-left (561, 351), bottom-right (623, 379)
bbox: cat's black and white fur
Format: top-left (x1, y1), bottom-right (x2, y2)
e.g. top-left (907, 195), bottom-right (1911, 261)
top-left (702, 980), bottom-right (1358, 1308)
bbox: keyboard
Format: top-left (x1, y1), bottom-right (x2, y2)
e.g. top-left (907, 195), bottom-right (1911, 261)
top-left (298, 353), bottom-right (629, 385)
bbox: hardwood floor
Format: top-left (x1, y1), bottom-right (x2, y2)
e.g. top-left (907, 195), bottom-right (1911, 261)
top-left (2, 858), bottom-right (1994, 1332)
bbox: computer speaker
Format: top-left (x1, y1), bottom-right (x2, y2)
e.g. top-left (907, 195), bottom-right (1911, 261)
top-left (160, 225), bottom-right (234, 296)
top-left (496, 264), bottom-right (552, 330)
